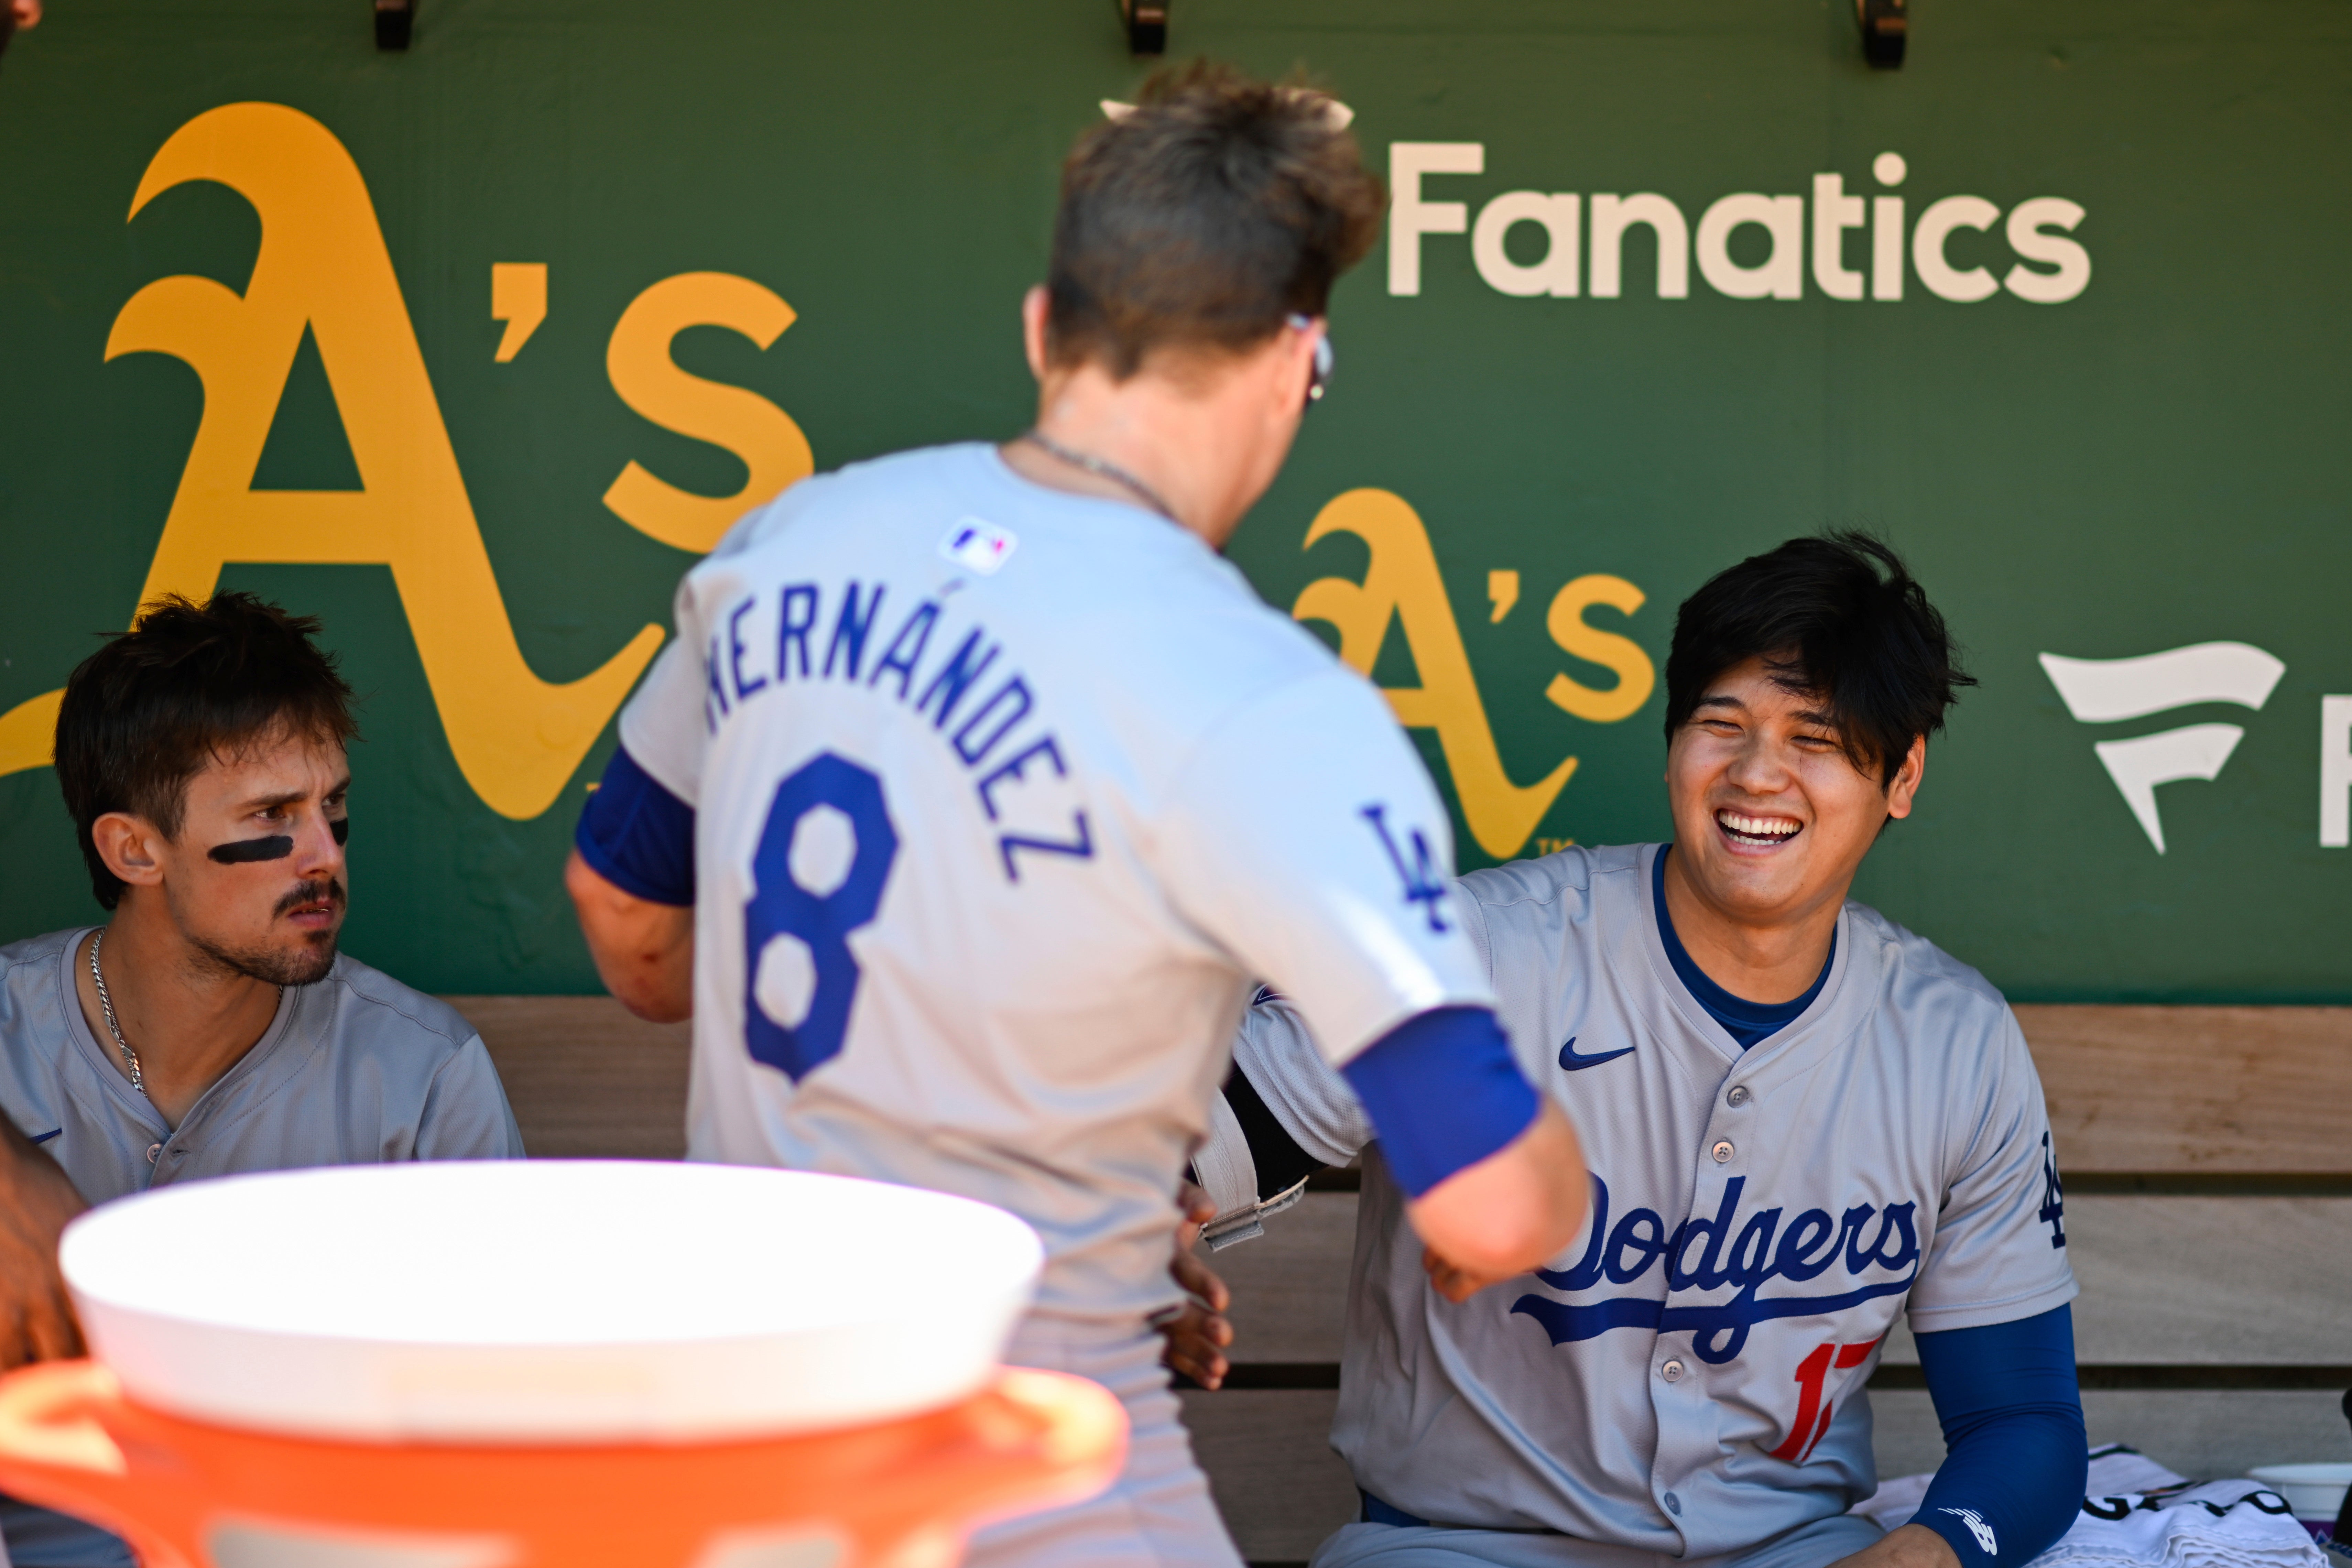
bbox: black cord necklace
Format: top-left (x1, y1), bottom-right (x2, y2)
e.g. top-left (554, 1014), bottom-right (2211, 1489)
top-left (1019, 428), bottom-right (1180, 524)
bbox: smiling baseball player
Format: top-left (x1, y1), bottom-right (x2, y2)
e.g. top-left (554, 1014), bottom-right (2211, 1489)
top-left (564, 64), bottom-right (1587, 1568)
top-left (1192, 534), bottom-right (2088, 1568)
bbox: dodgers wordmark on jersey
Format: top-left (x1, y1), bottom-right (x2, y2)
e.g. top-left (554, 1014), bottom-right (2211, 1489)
top-left (1229, 843), bottom-right (2076, 1554)
top-left (615, 442), bottom-right (1495, 1324)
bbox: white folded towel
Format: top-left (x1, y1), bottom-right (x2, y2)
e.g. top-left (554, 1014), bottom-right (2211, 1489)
top-left (1854, 1447), bottom-right (2324, 1568)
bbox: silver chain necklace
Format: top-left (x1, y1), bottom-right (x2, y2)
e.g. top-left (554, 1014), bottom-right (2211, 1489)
top-left (88, 931), bottom-right (283, 1101)
top-left (88, 930), bottom-right (145, 1096)
top-left (1019, 428), bottom-right (1180, 523)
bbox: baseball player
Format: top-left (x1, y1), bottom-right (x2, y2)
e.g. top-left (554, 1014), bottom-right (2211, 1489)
top-left (564, 64), bottom-right (1587, 1568)
top-left (1189, 534), bottom-right (2088, 1568)
top-left (0, 593), bottom-right (524, 1568)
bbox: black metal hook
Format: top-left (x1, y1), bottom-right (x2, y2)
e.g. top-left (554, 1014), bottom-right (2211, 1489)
top-left (376, 0), bottom-right (414, 52)
top-left (1858, 0), bottom-right (1904, 68)
top-left (1121, 0), bottom-right (1166, 56)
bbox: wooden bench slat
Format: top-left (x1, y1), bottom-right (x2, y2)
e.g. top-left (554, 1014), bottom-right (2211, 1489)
top-left (1212, 1194), bottom-right (1358, 1364)
top-left (446, 995), bottom-right (690, 1161)
top-left (2022, 1005), bottom-right (2352, 1173)
top-left (1178, 1389), bottom-right (1355, 1564)
top-left (443, 996), bottom-right (2352, 1176)
top-left (1882, 1196), bottom-right (2352, 1366)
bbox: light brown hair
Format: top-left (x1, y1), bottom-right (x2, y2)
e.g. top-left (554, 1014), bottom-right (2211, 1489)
top-left (1047, 61), bottom-right (1385, 379)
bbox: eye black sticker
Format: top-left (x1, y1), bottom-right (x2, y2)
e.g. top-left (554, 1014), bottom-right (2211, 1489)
top-left (209, 836), bottom-right (294, 864)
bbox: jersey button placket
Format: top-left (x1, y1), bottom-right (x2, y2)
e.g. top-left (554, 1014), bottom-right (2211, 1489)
top-left (1726, 1084), bottom-right (1751, 1107)
top-left (1659, 1358), bottom-right (1685, 1383)
top-left (1710, 1138), bottom-right (1734, 1163)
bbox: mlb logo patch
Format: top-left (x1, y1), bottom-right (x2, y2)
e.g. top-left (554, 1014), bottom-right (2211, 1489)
top-left (940, 518), bottom-right (1017, 575)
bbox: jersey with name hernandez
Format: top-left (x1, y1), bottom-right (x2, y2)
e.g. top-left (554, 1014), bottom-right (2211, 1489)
top-left (1231, 842), bottom-right (2076, 1553)
top-left (616, 442), bottom-right (1492, 1323)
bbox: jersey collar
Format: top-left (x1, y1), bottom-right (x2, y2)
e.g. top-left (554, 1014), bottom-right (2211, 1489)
top-left (1619, 843), bottom-right (1864, 1076)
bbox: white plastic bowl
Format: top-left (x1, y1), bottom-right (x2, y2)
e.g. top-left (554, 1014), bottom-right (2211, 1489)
top-left (2246, 1463), bottom-right (2351, 1528)
top-left (60, 1161), bottom-right (1043, 1445)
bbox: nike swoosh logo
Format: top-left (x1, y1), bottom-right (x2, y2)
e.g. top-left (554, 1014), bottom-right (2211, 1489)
top-left (1558, 1037), bottom-right (1635, 1071)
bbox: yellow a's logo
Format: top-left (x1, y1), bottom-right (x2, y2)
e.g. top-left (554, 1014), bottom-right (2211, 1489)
top-left (1295, 489), bottom-right (1653, 861)
top-left (0, 102), bottom-right (809, 819)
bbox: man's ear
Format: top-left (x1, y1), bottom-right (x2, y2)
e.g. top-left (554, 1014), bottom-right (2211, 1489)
top-left (1272, 316), bottom-right (1321, 417)
top-left (1883, 736), bottom-right (1928, 821)
top-left (91, 813), bottom-right (167, 892)
top-left (1021, 285), bottom-right (1052, 382)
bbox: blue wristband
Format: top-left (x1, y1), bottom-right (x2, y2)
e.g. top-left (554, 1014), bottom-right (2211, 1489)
top-left (574, 745), bottom-right (697, 907)
top-left (1340, 1006), bottom-right (1540, 1197)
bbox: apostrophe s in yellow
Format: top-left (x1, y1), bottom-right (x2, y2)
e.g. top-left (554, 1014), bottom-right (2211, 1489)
top-left (0, 103), bottom-right (811, 819)
top-left (1294, 489), bottom-right (1654, 861)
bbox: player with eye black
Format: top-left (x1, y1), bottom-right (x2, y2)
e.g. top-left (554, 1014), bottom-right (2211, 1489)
top-left (0, 591), bottom-right (524, 1568)
top-left (1180, 534), bottom-right (2088, 1568)
top-left (565, 62), bottom-right (1589, 1568)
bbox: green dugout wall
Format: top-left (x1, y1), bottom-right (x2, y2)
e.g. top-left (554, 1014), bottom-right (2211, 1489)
top-left (0, 1), bottom-right (2346, 1001)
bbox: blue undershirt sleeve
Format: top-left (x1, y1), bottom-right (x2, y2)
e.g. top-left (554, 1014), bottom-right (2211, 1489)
top-left (1911, 1305), bottom-right (2087, 1568)
top-left (1337, 1006), bottom-right (1540, 1198)
top-left (574, 744), bottom-right (697, 907)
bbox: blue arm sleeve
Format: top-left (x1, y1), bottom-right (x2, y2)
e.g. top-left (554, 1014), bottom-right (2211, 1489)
top-left (574, 745), bottom-right (697, 907)
top-left (1337, 1006), bottom-right (1540, 1198)
top-left (1911, 1305), bottom-right (2087, 1568)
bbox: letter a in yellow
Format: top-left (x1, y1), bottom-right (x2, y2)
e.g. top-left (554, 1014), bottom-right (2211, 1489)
top-left (1294, 489), bottom-right (1577, 861)
top-left (0, 103), bottom-right (663, 819)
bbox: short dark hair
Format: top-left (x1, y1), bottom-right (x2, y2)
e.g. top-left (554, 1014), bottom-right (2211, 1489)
top-left (55, 592), bottom-right (359, 908)
top-left (1047, 60), bottom-right (1385, 379)
top-left (1663, 532), bottom-right (1974, 785)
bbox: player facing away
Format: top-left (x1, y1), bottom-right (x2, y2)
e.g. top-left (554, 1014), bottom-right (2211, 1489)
top-left (564, 63), bottom-right (1588, 1568)
top-left (1186, 535), bottom-right (2088, 1568)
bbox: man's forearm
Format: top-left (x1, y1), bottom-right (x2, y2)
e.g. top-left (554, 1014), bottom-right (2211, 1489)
top-left (0, 1113), bottom-right (89, 1367)
top-left (565, 850), bottom-right (695, 1022)
top-left (1832, 1523), bottom-right (1962, 1568)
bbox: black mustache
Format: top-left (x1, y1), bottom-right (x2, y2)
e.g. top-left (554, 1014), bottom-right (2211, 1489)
top-left (273, 879), bottom-right (347, 918)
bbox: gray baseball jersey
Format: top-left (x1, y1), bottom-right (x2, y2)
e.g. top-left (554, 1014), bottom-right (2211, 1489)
top-left (613, 442), bottom-right (1492, 1326)
top-left (1230, 843), bottom-right (2075, 1554)
top-left (0, 927), bottom-right (524, 1204)
top-left (0, 926), bottom-right (524, 1568)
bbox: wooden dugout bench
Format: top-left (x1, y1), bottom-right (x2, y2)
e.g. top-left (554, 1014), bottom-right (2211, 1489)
top-left (452, 998), bottom-right (2352, 1568)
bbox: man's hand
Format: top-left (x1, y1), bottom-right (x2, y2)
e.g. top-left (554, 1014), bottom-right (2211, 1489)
top-left (1828, 1524), bottom-right (1961, 1568)
top-left (1157, 1180), bottom-right (1234, 1390)
top-left (10, 1), bottom-right (40, 31)
top-left (0, 1118), bottom-right (87, 1369)
top-left (1423, 1244), bottom-right (1521, 1305)
top-left (1407, 1098), bottom-right (1587, 1297)
top-left (564, 850), bottom-right (694, 1023)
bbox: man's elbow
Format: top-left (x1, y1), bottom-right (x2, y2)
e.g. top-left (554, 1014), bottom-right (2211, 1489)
top-left (1424, 1182), bottom-right (1587, 1281)
top-left (603, 965), bottom-right (694, 1027)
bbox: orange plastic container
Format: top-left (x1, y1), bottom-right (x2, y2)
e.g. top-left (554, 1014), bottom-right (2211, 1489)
top-left (0, 1359), bottom-right (1126, 1568)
